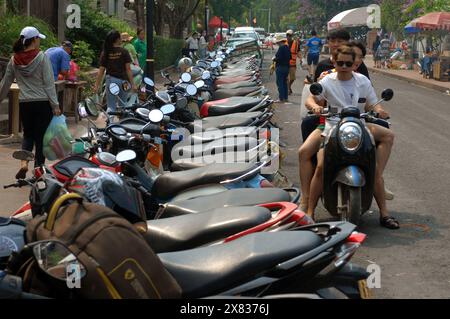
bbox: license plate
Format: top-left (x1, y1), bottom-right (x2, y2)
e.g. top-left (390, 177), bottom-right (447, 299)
top-left (358, 279), bottom-right (373, 299)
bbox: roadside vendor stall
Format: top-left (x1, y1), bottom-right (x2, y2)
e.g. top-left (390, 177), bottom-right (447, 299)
top-left (409, 12), bottom-right (450, 81)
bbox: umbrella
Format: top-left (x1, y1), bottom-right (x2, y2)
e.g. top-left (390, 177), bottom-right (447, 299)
top-left (208, 16), bottom-right (229, 29)
top-left (410, 12), bottom-right (450, 31)
top-left (404, 23), bottom-right (420, 34)
top-left (327, 7), bottom-right (370, 31)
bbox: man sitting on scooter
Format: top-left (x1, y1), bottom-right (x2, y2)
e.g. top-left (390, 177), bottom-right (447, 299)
top-left (305, 45), bottom-right (399, 229)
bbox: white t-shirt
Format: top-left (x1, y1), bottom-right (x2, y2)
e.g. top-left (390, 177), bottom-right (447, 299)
top-left (317, 72), bottom-right (378, 136)
top-left (317, 72), bottom-right (377, 112)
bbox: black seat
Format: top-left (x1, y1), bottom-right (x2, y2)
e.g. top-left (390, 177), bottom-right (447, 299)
top-left (118, 118), bottom-right (147, 133)
top-left (54, 156), bottom-right (99, 177)
top-left (191, 112), bottom-right (262, 131)
top-left (162, 188), bottom-right (291, 216)
top-left (171, 136), bottom-right (261, 158)
top-left (188, 127), bottom-right (257, 144)
top-left (170, 151), bottom-right (260, 170)
top-left (210, 86), bottom-right (261, 101)
top-left (144, 206), bottom-right (271, 253)
top-left (158, 231), bottom-right (323, 298)
top-left (216, 81), bottom-right (260, 90)
top-left (153, 163), bottom-right (259, 200)
top-left (202, 97), bottom-right (262, 117)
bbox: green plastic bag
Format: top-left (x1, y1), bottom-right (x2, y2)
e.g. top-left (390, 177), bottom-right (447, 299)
top-left (43, 115), bottom-right (73, 161)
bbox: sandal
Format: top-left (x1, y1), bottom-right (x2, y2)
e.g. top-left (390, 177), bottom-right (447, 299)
top-left (15, 167), bottom-right (28, 180)
top-left (380, 216), bottom-right (400, 229)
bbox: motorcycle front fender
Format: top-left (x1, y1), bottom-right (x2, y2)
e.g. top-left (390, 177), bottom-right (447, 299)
top-left (334, 166), bottom-right (366, 187)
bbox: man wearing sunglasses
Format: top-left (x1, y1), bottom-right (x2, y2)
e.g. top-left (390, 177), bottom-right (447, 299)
top-left (301, 45), bottom-right (398, 229)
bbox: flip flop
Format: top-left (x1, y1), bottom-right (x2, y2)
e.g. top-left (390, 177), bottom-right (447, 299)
top-left (15, 167), bottom-right (28, 180)
top-left (12, 150), bottom-right (35, 161)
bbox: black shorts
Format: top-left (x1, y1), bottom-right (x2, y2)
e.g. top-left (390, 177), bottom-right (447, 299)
top-left (301, 115), bottom-right (320, 141)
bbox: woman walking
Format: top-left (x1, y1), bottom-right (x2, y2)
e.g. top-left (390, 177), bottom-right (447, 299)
top-left (0, 26), bottom-right (61, 178)
top-left (273, 34), bottom-right (291, 103)
top-left (94, 30), bottom-right (137, 113)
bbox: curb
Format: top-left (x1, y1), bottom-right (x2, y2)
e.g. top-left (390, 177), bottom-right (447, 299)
top-left (367, 66), bottom-right (449, 93)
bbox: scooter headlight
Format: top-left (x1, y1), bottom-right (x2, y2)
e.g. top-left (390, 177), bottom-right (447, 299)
top-left (338, 123), bottom-right (362, 153)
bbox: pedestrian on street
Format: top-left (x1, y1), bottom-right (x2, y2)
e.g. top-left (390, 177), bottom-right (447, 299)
top-left (45, 40), bottom-right (73, 81)
top-left (305, 30), bottom-right (323, 82)
top-left (185, 32), bottom-right (199, 57)
top-left (273, 34), bottom-right (291, 103)
top-left (372, 35), bottom-right (381, 68)
top-left (0, 26), bottom-right (61, 178)
top-left (199, 30), bottom-right (208, 59)
top-left (133, 27), bottom-right (147, 73)
top-left (121, 32), bottom-right (139, 66)
top-left (94, 30), bottom-right (137, 113)
top-left (286, 29), bottom-right (301, 95)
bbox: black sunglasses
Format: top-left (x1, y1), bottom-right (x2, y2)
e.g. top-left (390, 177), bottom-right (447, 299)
top-left (336, 61), bottom-right (354, 67)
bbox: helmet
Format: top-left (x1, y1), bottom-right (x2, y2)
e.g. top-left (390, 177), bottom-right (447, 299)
top-left (178, 57), bottom-right (193, 72)
top-left (68, 168), bottom-right (146, 223)
top-left (190, 66), bottom-right (204, 81)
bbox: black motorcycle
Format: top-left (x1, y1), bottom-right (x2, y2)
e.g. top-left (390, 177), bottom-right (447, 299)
top-left (309, 83), bottom-right (393, 225)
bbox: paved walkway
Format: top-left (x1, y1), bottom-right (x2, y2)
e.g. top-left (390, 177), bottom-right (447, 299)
top-left (364, 54), bottom-right (450, 93)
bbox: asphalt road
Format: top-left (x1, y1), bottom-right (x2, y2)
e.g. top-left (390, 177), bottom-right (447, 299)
top-left (1, 52), bottom-right (449, 298)
top-left (262, 52), bottom-right (450, 298)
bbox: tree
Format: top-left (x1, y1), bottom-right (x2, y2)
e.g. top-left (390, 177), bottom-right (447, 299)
top-left (134, 0), bottom-right (145, 29)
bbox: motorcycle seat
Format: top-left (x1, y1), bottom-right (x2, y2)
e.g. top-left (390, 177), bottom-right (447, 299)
top-left (158, 231), bottom-right (323, 297)
top-left (162, 188), bottom-right (291, 217)
top-left (153, 162), bottom-right (260, 200)
top-left (54, 156), bottom-right (99, 177)
top-left (201, 97), bottom-right (263, 117)
top-left (188, 127), bottom-right (257, 144)
top-left (170, 151), bottom-right (261, 171)
top-left (216, 81), bottom-right (260, 90)
top-left (118, 118), bottom-right (149, 134)
top-left (189, 112), bottom-right (263, 131)
top-left (144, 206), bottom-right (271, 253)
top-left (213, 87), bottom-right (262, 100)
top-left (171, 136), bottom-right (263, 159)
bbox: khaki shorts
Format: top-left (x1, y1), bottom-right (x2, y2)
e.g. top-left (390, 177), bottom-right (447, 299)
top-left (289, 66), bottom-right (296, 81)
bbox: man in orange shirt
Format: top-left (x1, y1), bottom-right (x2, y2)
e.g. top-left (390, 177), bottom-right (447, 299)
top-left (286, 30), bottom-right (302, 95)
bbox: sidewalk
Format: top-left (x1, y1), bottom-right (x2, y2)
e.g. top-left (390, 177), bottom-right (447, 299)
top-left (365, 55), bottom-right (450, 93)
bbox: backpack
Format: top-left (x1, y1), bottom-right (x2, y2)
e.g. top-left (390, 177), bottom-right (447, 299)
top-left (21, 194), bottom-right (182, 299)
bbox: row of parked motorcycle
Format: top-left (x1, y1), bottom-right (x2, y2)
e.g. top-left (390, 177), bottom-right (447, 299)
top-left (0, 48), bottom-right (372, 299)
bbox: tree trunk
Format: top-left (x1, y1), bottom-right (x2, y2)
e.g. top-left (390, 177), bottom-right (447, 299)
top-left (134, 0), bottom-right (145, 29)
top-left (153, 1), bottom-right (164, 35)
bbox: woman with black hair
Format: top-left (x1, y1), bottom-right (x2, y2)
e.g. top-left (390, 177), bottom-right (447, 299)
top-left (94, 30), bottom-right (137, 113)
top-left (0, 26), bottom-right (61, 179)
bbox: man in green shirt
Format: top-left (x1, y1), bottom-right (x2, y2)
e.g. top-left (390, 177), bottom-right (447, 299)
top-left (121, 32), bottom-right (139, 66)
top-left (133, 27), bottom-right (147, 72)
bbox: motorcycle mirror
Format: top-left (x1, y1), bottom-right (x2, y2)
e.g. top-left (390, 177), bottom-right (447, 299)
top-left (161, 104), bottom-right (176, 115)
top-left (116, 149), bottom-right (137, 163)
top-left (202, 71), bottom-right (211, 80)
top-left (144, 77), bottom-right (155, 87)
top-left (148, 109), bottom-right (164, 123)
top-left (181, 72), bottom-right (192, 83)
top-left (108, 83), bottom-right (120, 96)
top-left (309, 83), bottom-right (323, 96)
top-left (32, 241), bottom-right (86, 282)
top-left (210, 61), bottom-right (219, 68)
top-left (85, 97), bottom-right (99, 117)
top-left (194, 80), bottom-right (205, 88)
top-left (77, 102), bottom-right (89, 119)
top-left (186, 84), bottom-right (198, 96)
top-left (381, 89), bottom-right (394, 101)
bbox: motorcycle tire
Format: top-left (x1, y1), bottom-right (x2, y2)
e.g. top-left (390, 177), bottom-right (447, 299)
top-left (347, 186), bottom-right (361, 226)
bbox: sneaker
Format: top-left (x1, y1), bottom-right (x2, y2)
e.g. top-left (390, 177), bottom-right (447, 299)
top-left (385, 187), bottom-right (394, 200)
